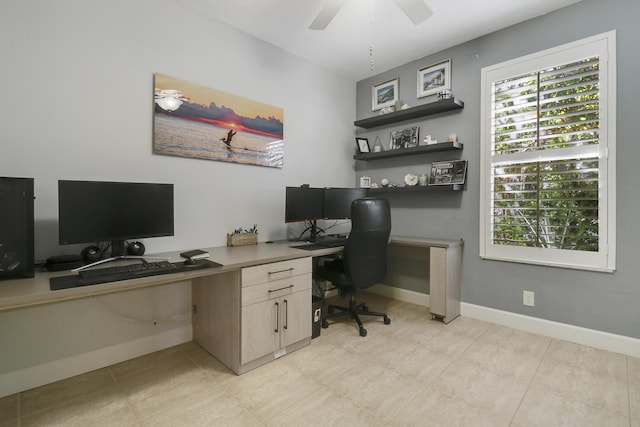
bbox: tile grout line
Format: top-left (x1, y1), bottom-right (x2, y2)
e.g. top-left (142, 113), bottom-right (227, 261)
top-left (507, 330), bottom-right (552, 426)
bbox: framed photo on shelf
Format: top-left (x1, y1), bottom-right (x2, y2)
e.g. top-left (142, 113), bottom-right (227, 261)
top-left (429, 160), bottom-right (467, 185)
top-left (355, 137), bottom-right (370, 153)
top-left (389, 126), bottom-right (419, 150)
top-left (372, 77), bottom-right (398, 111)
top-left (417, 59), bottom-right (451, 98)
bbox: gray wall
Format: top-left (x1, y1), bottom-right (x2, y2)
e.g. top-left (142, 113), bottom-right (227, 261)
top-left (0, 0), bottom-right (356, 375)
top-left (355, 0), bottom-right (640, 339)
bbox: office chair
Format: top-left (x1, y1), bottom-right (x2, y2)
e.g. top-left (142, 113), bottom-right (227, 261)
top-left (317, 197), bottom-right (391, 337)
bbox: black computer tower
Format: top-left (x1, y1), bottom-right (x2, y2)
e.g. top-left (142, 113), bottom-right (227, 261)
top-left (0, 177), bottom-right (35, 280)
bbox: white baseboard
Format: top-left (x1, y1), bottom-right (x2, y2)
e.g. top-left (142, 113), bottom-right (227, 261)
top-left (368, 284), bottom-right (430, 307)
top-left (368, 284), bottom-right (640, 358)
top-left (461, 302), bottom-right (640, 358)
top-left (0, 325), bottom-right (192, 398)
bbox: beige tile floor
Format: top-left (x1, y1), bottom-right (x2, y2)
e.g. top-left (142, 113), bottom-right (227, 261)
top-left (1, 292), bottom-right (638, 426)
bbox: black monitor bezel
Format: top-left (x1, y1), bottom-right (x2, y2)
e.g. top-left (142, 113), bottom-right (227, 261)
top-left (58, 180), bottom-right (174, 248)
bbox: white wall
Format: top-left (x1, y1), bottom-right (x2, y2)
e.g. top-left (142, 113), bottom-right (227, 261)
top-left (0, 0), bottom-right (357, 392)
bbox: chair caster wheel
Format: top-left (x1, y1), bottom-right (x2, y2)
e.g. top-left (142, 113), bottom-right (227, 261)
top-left (321, 320), bottom-right (329, 328)
top-left (361, 304), bottom-right (369, 312)
top-left (359, 326), bottom-right (367, 337)
top-left (383, 316), bottom-right (391, 325)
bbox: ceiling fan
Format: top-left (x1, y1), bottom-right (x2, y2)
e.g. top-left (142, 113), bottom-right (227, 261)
top-left (309, 0), bottom-right (433, 30)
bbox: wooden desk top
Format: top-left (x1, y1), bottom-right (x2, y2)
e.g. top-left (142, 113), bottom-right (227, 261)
top-left (0, 241), bottom-right (341, 313)
top-left (0, 236), bottom-right (461, 313)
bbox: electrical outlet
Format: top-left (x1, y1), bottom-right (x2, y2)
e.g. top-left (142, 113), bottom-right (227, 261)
top-left (523, 291), bottom-right (535, 307)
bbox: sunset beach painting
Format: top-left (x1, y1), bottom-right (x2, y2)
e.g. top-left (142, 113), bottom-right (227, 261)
top-left (153, 73), bottom-right (284, 168)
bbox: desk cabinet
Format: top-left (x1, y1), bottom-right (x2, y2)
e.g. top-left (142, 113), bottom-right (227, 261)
top-left (192, 257), bottom-right (312, 374)
top-left (388, 237), bottom-right (462, 324)
top-left (428, 244), bottom-right (462, 324)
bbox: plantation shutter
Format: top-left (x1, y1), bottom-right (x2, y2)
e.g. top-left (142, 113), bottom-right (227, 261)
top-left (480, 31), bottom-right (616, 272)
top-left (490, 56), bottom-right (601, 251)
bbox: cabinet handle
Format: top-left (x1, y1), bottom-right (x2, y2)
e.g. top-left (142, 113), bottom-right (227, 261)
top-left (268, 284), bottom-right (294, 293)
top-left (283, 299), bottom-right (288, 330)
top-left (274, 302), bottom-right (279, 333)
top-left (268, 267), bottom-right (294, 275)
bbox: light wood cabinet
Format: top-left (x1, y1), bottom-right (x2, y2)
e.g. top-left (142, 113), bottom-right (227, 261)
top-left (192, 257), bottom-right (312, 374)
top-left (428, 244), bottom-right (462, 324)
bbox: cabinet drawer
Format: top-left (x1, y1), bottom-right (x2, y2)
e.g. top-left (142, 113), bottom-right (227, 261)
top-left (241, 257), bottom-right (311, 287)
top-left (242, 273), bottom-right (311, 307)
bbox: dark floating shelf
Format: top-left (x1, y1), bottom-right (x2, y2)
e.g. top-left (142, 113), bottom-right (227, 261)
top-left (354, 141), bottom-right (463, 161)
top-left (354, 98), bottom-right (464, 129)
top-left (368, 184), bottom-right (463, 193)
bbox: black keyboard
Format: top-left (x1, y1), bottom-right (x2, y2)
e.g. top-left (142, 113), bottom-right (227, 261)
top-left (77, 260), bottom-right (178, 285)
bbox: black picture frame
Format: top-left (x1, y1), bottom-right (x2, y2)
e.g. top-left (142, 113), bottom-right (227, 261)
top-left (356, 137), bottom-right (370, 153)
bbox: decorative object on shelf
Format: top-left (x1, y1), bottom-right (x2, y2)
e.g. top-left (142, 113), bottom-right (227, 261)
top-left (153, 73), bottom-right (284, 169)
top-left (370, 182), bottom-right (379, 188)
top-left (404, 174), bottom-right (418, 186)
top-left (360, 176), bottom-right (371, 188)
top-left (429, 160), bottom-right (468, 186)
top-left (390, 126), bottom-right (419, 150)
top-left (417, 59), bottom-right (451, 99)
top-left (373, 136), bottom-right (384, 152)
top-left (401, 103), bottom-right (410, 110)
top-left (372, 77), bottom-right (398, 111)
top-left (419, 174), bottom-right (428, 186)
top-left (448, 133), bottom-right (458, 142)
top-left (379, 106), bottom-right (394, 115)
top-left (423, 134), bottom-right (438, 145)
top-left (356, 137), bottom-right (370, 153)
top-left (381, 178), bottom-right (390, 187)
top-left (438, 89), bottom-right (452, 100)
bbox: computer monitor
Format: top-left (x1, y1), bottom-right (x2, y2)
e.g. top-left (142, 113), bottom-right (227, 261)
top-left (285, 186), bottom-right (324, 240)
top-left (58, 180), bottom-right (174, 256)
top-left (323, 187), bottom-right (368, 220)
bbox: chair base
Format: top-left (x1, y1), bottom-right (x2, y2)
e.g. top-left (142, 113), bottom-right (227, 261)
top-left (321, 295), bottom-right (390, 337)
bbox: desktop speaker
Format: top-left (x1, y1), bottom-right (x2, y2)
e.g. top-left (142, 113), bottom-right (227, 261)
top-left (0, 177), bottom-right (34, 280)
top-left (127, 241), bottom-right (145, 256)
top-left (81, 245), bottom-right (101, 264)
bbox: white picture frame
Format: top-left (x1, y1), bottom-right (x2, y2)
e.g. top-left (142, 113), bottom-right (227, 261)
top-left (372, 77), bottom-right (399, 111)
top-left (417, 59), bottom-right (451, 98)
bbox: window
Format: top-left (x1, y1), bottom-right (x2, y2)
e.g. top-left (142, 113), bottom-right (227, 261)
top-left (480, 32), bottom-right (616, 272)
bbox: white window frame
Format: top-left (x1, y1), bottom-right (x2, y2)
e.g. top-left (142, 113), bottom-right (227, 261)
top-left (480, 31), bottom-right (616, 272)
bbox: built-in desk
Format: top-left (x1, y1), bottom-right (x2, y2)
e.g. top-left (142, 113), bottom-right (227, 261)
top-left (0, 237), bottom-right (462, 393)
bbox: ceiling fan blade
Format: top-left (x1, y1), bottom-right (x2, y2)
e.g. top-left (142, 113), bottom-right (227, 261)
top-left (309, 0), bottom-right (347, 30)
top-left (392, 0), bottom-right (433, 25)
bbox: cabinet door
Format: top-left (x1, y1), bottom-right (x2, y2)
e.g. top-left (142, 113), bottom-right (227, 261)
top-left (280, 289), bottom-right (312, 349)
top-left (241, 299), bottom-right (279, 364)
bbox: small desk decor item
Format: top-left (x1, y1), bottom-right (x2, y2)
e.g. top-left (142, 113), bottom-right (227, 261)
top-left (373, 136), bottom-right (384, 152)
top-left (356, 137), bottom-right (370, 153)
top-left (404, 174), bottom-right (418, 186)
top-left (429, 160), bottom-right (468, 185)
top-left (417, 59), bottom-right (451, 98)
top-left (227, 225), bottom-right (258, 246)
top-left (360, 176), bottom-right (371, 188)
top-left (372, 77), bottom-right (398, 111)
top-left (390, 126), bottom-right (419, 149)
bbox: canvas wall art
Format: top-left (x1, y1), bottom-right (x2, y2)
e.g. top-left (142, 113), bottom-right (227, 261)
top-left (153, 73), bottom-right (284, 168)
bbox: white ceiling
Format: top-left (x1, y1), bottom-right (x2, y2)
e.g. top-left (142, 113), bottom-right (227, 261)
top-left (175, 0), bottom-right (584, 81)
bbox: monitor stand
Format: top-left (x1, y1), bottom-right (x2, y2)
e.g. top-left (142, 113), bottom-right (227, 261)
top-left (307, 220), bottom-right (320, 242)
top-left (111, 240), bottom-right (127, 257)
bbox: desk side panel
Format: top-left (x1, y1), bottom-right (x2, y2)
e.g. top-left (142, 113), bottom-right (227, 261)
top-left (192, 271), bottom-right (240, 372)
